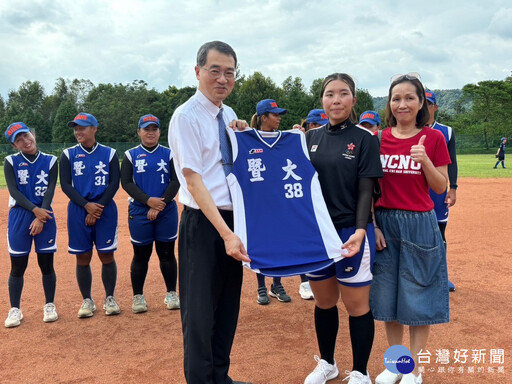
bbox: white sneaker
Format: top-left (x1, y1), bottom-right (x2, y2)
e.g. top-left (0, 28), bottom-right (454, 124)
top-left (399, 373), bottom-right (422, 384)
top-left (132, 294), bottom-right (147, 313)
top-left (304, 355), bottom-right (339, 384)
top-left (342, 370), bottom-right (371, 384)
top-left (5, 307), bottom-right (23, 328)
top-left (103, 296), bottom-right (121, 315)
top-left (78, 298), bottom-right (96, 318)
top-left (164, 291), bottom-right (180, 310)
top-left (299, 281), bottom-right (314, 300)
top-left (375, 368), bottom-right (402, 384)
top-left (43, 303), bottom-right (58, 323)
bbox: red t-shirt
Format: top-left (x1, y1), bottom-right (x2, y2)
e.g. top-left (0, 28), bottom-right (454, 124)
top-left (375, 127), bottom-right (451, 212)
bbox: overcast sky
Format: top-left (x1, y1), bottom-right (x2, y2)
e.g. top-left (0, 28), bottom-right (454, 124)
top-left (1, 0), bottom-right (511, 101)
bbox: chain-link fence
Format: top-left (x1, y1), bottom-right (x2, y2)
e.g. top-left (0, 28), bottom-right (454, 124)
top-left (0, 142), bottom-right (151, 161)
top-left (0, 135), bottom-right (509, 160)
top-left (455, 134), bottom-right (510, 154)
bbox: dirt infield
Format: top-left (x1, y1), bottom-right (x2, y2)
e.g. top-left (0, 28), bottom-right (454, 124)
top-left (0, 179), bottom-right (510, 384)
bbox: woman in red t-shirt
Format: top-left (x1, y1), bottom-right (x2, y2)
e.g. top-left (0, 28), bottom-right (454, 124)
top-left (371, 73), bottom-right (451, 384)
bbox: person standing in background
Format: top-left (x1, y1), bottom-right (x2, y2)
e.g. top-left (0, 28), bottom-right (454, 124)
top-left (425, 90), bottom-right (458, 292)
top-left (249, 99), bottom-right (292, 305)
top-left (358, 111), bottom-right (381, 135)
top-left (494, 137), bottom-right (507, 169)
top-left (306, 109), bottom-right (329, 131)
top-left (295, 109), bottom-right (329, 133)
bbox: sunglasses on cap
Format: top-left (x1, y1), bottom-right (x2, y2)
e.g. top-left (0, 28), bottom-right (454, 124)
top-left (390, 72), bottom-right (421, 83)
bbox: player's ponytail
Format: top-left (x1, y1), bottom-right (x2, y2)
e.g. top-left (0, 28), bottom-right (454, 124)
top-left (250, 113), bottom-right (262, 130)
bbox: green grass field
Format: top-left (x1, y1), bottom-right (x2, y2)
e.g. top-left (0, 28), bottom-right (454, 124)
top-left (0, 154), bottom-right (509, 189)
top-left (457, 154), bottom-right (511, 177)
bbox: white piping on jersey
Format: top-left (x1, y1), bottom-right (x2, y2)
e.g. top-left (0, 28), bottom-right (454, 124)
top-left (253, 128), bottom-right (283, 148)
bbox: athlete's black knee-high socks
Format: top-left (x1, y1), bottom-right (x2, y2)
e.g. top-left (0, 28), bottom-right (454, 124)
top-left (130, 241), bottom-right (178, 294)
top-left (315, 305), bottom-right (374, 374)
top-left (349, 311), bottom-right (374, 375)
top-left (155, 241), bottom-right (177, 292)
top-left (315, 305), bottom-right (339, 365)
top-left (130, 243), bottom-right (152, 295)
top-left (8, 253), bottom-right (56, 307)
top-left (37, 253), bottom-right (56, 303)
top-left (101, 261), bottom-right (117, 297)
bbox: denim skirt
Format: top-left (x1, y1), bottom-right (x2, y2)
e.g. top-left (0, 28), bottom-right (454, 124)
top-left (370, 209), bottom-right (449, 326)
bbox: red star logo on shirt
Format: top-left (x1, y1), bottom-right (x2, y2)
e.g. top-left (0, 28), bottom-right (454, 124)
top-left (347, 142), bottom-right (356, 151)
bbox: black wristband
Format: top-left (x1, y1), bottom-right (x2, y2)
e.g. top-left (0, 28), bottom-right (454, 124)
top-left (449, 185), bottom-right (458, 190)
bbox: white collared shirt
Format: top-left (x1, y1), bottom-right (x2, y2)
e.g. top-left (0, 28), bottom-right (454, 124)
top-left (168, 89), bottom-right (236, 210)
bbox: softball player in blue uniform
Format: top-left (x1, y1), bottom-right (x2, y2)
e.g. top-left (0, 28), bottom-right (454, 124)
top-left (426, 90), bottom-right (458, 292)
top-left (60, 113), bottom-right (121, 318)
top-left (494, 137), bottom-right (507, 168)
top-left (4, 122), bottom-right (58, 327)
top-left (121, 114), bottom-right (180, 313)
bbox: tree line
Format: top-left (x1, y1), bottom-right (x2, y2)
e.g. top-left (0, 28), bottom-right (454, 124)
top-left (1, 73), bottom-right (511, 149)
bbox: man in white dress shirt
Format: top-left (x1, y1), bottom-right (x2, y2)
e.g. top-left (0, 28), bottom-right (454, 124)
top-left (168, 41), bottom-right (251, 384)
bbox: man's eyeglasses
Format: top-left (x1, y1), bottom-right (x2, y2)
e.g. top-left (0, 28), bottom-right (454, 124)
top-left (390, 72), bottom-right (421, 83)
top-left (201, 67), bottom-right (236, 80)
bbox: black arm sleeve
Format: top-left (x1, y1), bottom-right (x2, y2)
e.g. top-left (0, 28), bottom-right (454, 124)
top-left (447, 133), bottom-right (458, 189)
top-left (356, 178), bottom-right (375, 230)
top-left (40, 161), bottom-right (58, 210)
top-left (59, 153), bottom-right (89, 207)
top-left (120, 155), bottom-right (150, 205)
top-left (97, 152), bottom-right (120, 207)
top-left (162, 158), bottom-right (180, 205)
top-left (4, 160), bottom-right (36, 212)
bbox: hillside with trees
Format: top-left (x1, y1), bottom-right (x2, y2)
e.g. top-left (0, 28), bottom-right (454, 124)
top-left (373, 89), bottom-right (470, 117)
top-left (1, 74), bottom-right (511, 154)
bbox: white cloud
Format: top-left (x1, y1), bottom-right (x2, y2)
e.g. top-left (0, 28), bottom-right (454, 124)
top-left (489, 7), bottom-right (512, 38)
top-left (0, 0), bottom-right (511, 100)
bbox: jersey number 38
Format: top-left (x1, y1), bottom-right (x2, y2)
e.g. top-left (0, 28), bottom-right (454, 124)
top-left (284, 183), bottom-right (303, 199)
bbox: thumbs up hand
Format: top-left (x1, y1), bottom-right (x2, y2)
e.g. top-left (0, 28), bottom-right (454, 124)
top-left (410, 134), bottom-right (428, 164)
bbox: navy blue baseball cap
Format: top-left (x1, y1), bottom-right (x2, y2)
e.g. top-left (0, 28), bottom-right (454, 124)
top-left (256, 99), bottom-right (287, 116)
top-left (68, 112), bottom-right (98, 127)
top-left (359, 111), bottom-right (381, 126)
top-left (5, 122), bottom-right (31, 143)
top-left (138, 114), bottom-right (160, 129)
top-left (425, 90), bottom-right (437, 104)
top-left (306, 109), bottom-right (329, 125)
